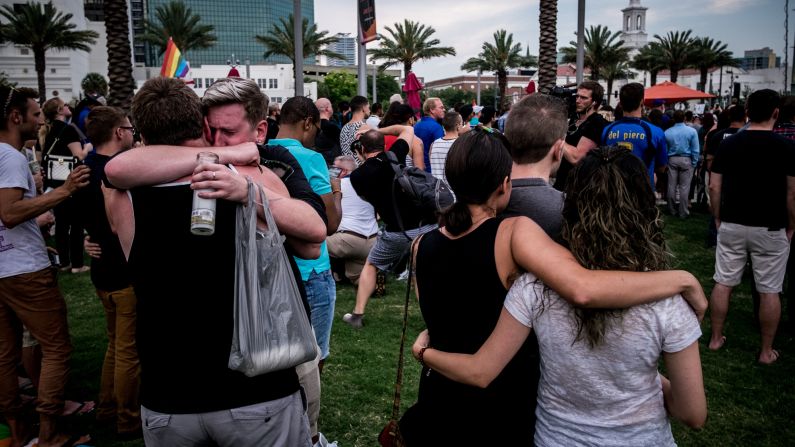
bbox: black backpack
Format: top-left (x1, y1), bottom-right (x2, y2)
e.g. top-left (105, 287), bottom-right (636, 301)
top-left (384, 150), bottom-right (455, 230)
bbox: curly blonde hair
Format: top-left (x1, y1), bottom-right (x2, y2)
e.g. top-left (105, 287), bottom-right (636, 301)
top-left (561, 146), bottom-right (669, 348)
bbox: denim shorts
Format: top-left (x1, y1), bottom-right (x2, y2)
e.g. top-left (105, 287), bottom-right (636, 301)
top-left (304, 270), bottom-right (336, 359)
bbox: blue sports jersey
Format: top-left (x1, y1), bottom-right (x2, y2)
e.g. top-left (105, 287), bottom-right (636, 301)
top-left (602, 117), bottom-right (668, 185)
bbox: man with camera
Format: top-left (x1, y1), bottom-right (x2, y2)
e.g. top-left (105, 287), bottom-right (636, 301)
top-left (553, 81), bottom-right (607, 191)
top-left (341, 125), bottom-right (437, 328)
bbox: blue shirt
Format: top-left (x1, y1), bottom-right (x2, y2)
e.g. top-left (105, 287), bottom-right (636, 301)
top-left (269, 138), bottom-right (331, 280)
top-left (664, 123), bottom-right (700, 166)
top-left (602, 117), bottom-right (668, 185)
top-left (414, 116), bottom-right (444, 173)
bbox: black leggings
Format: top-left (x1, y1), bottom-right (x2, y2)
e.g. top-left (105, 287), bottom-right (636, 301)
top-left (53, 197), bottom-right (84, 268)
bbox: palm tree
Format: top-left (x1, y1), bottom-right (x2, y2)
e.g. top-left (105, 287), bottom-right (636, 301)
top-left (602, 60), bottom-right (634, 107)
top-left (367, 19), bottom-right (455, 77)
top-left (653, 30), bottom-right (695, 83)
top-left (538, 0), bottom-right (558, 93)
top-left (255, 14), bottom-right (344, 78)
top-left (561, 25), bottom-right (630, 82)
top-left (103, 0), bottom-right (135, 111)
top-left (690, 37), bottom-right (739, 92)
top-left (631, 42), bottom-right (666, 86)
top-left (0, 1), bottom-right (98, 103)
top-left (141, 0), bottom-right (216, 56)
top-left (461, 30), bottom-right (527, 113)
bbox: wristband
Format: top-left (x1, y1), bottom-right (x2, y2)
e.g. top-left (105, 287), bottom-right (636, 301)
top-left (418, 346), bottom-right (431, 368)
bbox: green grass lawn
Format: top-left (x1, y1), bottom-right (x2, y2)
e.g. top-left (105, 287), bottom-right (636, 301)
top-left (54, 209), bottom-right (793, 446)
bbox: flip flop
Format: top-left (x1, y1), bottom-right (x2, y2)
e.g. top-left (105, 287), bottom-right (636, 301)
top-left (61, 401), bottom-right (95, 417)
top-left (57, 434), bottom-right (91, 447)
top-left (708, 335), bottom-right (726, 351)
top-left (24, 434), bottom-right (92, 447)
top-left (758, 349), bottom-right (780, 365)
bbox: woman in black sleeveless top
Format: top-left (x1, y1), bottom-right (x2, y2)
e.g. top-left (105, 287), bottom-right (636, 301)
top-left (400, 130), bottom-right (534, 445)
top-left (400, 130), bottom-right (708, 446)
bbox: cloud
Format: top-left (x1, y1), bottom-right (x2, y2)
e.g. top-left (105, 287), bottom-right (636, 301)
top-left (706, 0), bottom-right (750, 15)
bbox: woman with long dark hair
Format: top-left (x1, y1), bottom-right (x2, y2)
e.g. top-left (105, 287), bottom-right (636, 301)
top-left (378, 102), bottom-right (424, 168)
top-left (411, 146), bottom-right (706, 446)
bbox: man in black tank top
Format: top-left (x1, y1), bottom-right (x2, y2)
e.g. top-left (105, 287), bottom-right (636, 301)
top-left (104, 78), bottom-right (325, 446)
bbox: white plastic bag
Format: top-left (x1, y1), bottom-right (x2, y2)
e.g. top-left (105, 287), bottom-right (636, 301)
top-left (228, 178), bottom-right (317, 377)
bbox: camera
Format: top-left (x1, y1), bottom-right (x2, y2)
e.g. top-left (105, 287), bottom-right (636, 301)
top-left (548, 85), bottom-right (578, 120)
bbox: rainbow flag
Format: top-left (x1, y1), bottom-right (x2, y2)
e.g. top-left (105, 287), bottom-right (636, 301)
top-left (160, 37), bottom-right (191, 79)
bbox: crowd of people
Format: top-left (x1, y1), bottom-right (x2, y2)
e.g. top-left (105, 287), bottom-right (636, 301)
top-left (0, 73), bottom-right (792, 446)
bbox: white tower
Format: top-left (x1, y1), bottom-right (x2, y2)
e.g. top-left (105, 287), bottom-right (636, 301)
top-left (622, 0), bottom-right (648, 54)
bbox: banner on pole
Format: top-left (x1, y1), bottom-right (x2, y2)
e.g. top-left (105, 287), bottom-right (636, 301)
top-left (358, 0), bottom-right (377, 43)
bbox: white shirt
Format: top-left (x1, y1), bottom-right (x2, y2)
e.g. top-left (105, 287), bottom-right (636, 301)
top-left (365, 115), bottom-right (381, 128)
top-left (338, 177), bottom-right (378, 236)
top-left (504, 273), bottom-right (701, 447)
top-left (0, 143), bottom-right (50, 278)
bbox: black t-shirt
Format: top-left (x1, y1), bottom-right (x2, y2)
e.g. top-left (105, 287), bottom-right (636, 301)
top-left (314, 119), bottom-right (342, 165)
top-left (554, 112), bottom-right (607, 191)
top-left (349, 139), bottom-right (433, 232)
top-left (129, 184), bottom-right (299, 414)
top-left (711, 130), bottom-right (795, 228)
top-left (43, 120), bottom-right (81, 188)
top-left (74, 152), bottom-right (130, 291)
top-left (705, 127), bottom-right (740, 160)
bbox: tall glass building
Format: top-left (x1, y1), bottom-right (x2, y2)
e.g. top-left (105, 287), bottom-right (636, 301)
top-left (144, 0), bottom-right (314, 67)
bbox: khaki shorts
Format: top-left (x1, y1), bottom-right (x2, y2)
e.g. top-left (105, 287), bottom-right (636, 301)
top-left (713, 222), bottom-right (790, 293)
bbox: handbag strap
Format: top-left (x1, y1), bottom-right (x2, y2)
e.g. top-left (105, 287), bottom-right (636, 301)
top-left (45, 123), bottom-right (69, 156)
top-left (389, 235), bottom-right (420, 421)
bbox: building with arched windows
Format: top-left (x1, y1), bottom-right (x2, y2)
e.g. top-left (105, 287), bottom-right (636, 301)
top-left (621, 0), bottom-right (648, 56)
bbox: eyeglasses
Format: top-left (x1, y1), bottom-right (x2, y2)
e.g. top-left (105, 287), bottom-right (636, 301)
top-left (119, 125), bottom-right (137, 136)
top-left (3, 88), bottom-right (16, 120)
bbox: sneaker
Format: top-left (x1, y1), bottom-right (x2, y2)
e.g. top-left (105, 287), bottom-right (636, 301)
top-left (342, 312), bottom-right (363, 329)
top-left (397, 269), bottom-right (409, 281)
top-left (71, 266), bottom-right (90, 274)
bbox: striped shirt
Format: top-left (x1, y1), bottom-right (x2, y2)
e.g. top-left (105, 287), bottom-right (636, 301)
top-left (429, 137), bottom-right (457, 185)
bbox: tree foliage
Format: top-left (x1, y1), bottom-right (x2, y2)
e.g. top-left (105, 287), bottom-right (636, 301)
top-left (367, 73), bottom-right (400, 105)
top-left (652, 30), bottom-right (695, 83)
top-left (0, 1), bottom-right (98, 103)
top-left (561, 25), bottom-right (629, 82)
top-left (81, 72), bottom-right (108, 97)
top-left (367, 19), bottom-right (455, 76)
top-left (255, 14), bottom-right (344, 72)
top-left (141, 0), bottom-right (216, 55)
top-left (320, 71), bottom-right (358, 107)
top-left (690, 37), bottom-right (738, 92)
top-left (461, 30), bottom-right (527, 113)
top-left (631, 42), bottom-right (666, 86)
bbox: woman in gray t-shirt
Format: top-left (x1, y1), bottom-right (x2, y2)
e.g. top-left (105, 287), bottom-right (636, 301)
top-left (414, 146), bottom-right (707, 446)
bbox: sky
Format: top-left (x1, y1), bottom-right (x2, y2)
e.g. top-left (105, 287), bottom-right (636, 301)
top-left (315, 0), bottom-right (790, 81)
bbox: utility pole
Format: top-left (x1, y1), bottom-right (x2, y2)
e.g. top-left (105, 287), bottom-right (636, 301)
top-left (785, 0), bottom-right (789, 94)
top-left (576, 0), bottom-right (585, 85)
top-left (476, 70), bottom-right (481, 105)
top-left (293, 0), bottom-right (304, 96)
top-left (372, 64), bottom-right (377, 103)
top-left (357, 18), bottom-right (367, 96)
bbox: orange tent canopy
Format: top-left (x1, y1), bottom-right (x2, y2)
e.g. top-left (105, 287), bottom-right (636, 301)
top-left (643, 81), bottom-right (715, 105)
